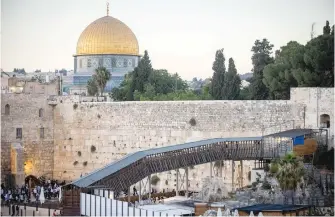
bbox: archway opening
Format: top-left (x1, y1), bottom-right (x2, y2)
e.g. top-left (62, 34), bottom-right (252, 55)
top-left (320, 114), bottom-right (330, 128)
top-left (5, 104), bottom-right (10, 115)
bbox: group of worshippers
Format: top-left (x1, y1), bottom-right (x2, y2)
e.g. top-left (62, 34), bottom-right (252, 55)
top-left (1, 179), bottom-right (63, 205)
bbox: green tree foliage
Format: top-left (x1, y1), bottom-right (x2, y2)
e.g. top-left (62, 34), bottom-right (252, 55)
top-left (132, 50), bottom-right (153, 93)
top-left (210, 49), bottom-right (226, 100)
top-left (263, 41), bottom-right (302, 99)
top-left (263, 21), bottom-right (334, 99)
top-left (271, 153), bottom-right (305, 196)
top-left (222, 58), bottom-right (241, 99)
top-left (87, 78), bottom-right (98, 96)
top-left (249, 39), bottom-right (274, 100)
top-left (93, 66), bottom-right (111, 96)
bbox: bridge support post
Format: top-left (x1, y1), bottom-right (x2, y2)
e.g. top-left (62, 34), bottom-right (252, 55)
top-left (128, 187), bottom-right (131, 203)
top-left (185, 167), bottom-right (189, 198)
top-left (232, 160), bottom-right (235, 192)
top-left (210, 162), bottom-right (213, 177)
top-left (240, 160), bottom-right (243, 188)
top-left (139, 180), bottom-right (142, 202)
top-left (148, 174), bottom-right (151, 200)
top-left (176, 169), bottom-right (179, 196)
top-left (219, 161), bottom-right (223, 177)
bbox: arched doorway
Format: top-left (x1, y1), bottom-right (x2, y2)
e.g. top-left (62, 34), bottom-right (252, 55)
top-left (25, 175), bottom-right (41, 188)
top-left (320, 114), bottom-right (330, 128)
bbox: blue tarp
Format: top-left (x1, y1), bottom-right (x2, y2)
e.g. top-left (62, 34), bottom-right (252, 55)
top-left (293, 135), bottom-right (304, 146)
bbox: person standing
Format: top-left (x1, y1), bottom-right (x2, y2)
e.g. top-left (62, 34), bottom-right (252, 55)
top-left (11, 204), bottom-right (15, 216)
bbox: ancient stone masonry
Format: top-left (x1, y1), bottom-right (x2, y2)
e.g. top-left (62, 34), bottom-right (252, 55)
top-left (1, 94), bottom-right (54, 180)
top-left (1, 88), bottom-right (334, 190)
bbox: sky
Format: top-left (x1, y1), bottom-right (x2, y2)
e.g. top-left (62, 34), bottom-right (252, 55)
top-left (1, 0), bottom-right (334, 80)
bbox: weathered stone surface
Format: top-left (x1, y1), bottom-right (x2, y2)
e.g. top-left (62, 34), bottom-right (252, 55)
top-left (1, 88), bottom-right (334, 191)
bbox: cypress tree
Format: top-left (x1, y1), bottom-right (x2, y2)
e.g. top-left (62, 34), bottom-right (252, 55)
top-left (222, 58), bottom-right (241, 99)
top-left (210, 49), bottom-right (226, 100)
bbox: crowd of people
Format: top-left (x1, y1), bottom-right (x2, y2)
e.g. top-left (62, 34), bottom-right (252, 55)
top-left (0, 179), bottom-right (64, 206)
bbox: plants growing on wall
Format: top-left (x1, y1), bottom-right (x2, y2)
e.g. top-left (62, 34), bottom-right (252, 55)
top-left (165, 180), bottom-right (168, 185)
top-left (83, 161), bottom-right (88, 166)
top-left (77, 151), bottom-right (82, 157)
top-left (73, 103), bottom-right (78, 110)
top-left (151, 175), bottom-right (160, 185)
top-left (189, 118), bottom-right (197, 126)
top-left (73, 161), bottom-right (78, 166)
top-left (91, 145), bottom-right (96, 153)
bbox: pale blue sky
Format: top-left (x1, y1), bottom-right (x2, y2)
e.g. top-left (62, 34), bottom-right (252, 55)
top-left (1, 0), bottom-right (334, 80)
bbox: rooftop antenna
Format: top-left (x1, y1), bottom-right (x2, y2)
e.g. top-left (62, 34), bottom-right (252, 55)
top-left (106, 2), bottom-right (109, 16)
top-left (311, 22), bottom-right (316, 39)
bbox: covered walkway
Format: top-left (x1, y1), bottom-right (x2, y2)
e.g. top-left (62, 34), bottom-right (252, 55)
top-left (71, 128), bottom-right (322, 192)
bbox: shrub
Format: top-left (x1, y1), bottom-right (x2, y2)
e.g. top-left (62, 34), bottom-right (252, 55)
top-left (270, 163), bottom-right (279, 174)
top-left (77, 151), bottom-right (81, 157)
top-left (189, 118), bottom-right (196, 126)
top-left (73, 103), bottom-right (78, 110)
top-left (63, 171), bottom-right (67, 173)
top-left (97, 114), bottom-right (101, 118)
top-left (73, 161), bottom-right (78, 166)
top-left (91, 145), bottom-right (96, 153)
top-left (83, 161), bottom-right (88, 166)
top-left (151, 175), bottom-right (160, 185)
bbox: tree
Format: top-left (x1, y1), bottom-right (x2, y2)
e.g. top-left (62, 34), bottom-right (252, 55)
top-left (323, 20), bottom-right (331, 35)
top-left (210, 49), bottom-right (226, 100)
top-left (87, 78), bottom-right (98, 96)
top-left (93, 66), bottom-right (111, 96)
top-left (133, 50), bottom-right (153, 93)
top-left (263, 41), bottom-right (303, 99)
top-left (249, 39), bottom-right (274, 100)
top-left (222, 58), bottom-right (241, 99)
top-left (271, 153), bottom-right (305, 201)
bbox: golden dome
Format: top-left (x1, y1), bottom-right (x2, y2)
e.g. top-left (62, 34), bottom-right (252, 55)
top-left (76, 16), bottom-right (139, 56)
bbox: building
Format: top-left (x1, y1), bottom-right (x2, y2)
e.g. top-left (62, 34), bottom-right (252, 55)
top-left (62, 6), bottom-right (140, 95)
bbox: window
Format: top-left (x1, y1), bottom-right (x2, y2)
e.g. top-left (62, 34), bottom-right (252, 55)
top-left (320, 114), bottom-right (330, 128)
top-left (39, 108), bottom-right (44, 118)
top-left (5, 104), bottom-right (10, 115)
top-left (40, 128), bottom-right (44, 139)
top-left (16, 128), bottom-right (22, 139)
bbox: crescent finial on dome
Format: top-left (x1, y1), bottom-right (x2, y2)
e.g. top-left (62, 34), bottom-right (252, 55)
top-left (106, 2), bottom-right (109, 16)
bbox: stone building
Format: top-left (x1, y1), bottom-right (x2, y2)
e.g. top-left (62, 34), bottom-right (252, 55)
top-left (62, 7), bottom-right (140, 95)
top-left (1, 87), bottom-right (334, 191)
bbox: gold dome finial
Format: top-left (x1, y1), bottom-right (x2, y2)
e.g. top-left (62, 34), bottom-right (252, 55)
top-left (106, 2), bottom-right (109, 16)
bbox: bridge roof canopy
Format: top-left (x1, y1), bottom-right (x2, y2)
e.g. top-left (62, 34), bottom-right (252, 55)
top-left (264, 129), bottom-right (314, 138)
top-left (71, 137), bottom-right (262, 188)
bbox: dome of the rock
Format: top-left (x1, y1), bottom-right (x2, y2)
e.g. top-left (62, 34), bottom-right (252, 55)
top-left (76, 16), bottom-right (139, 56)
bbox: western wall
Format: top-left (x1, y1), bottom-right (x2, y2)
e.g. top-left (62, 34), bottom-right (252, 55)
top-left (1, 87), bottom-right (334, 191)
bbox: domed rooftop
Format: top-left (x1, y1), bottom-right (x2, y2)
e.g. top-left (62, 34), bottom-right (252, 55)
top-left (76, 16), bottom-right (139, 56)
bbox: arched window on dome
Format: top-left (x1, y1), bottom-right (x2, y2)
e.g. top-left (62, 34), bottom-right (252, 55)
top-left (5, 104), bottom-right (10, 115)
top-left (320, 114), bottom-right (330, 128)
top-left (39, 108), bottom-right (44, 118)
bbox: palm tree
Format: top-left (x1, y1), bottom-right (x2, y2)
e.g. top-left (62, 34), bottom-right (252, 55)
top-left (93, 66), bottom-right (111, 96)
top-left (271, 152), bottom-right (305, 202)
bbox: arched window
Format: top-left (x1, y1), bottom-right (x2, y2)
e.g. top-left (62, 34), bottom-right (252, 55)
top-left (5, 104), bottom-right (10, 115)
top-left (320, 114), bottom-right (330, 128)
top-left (39, 108), bottom-right (44, 118)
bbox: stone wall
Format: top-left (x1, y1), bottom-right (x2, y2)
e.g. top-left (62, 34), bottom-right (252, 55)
top-left (1, 87), bottom-right (333, 190)
top-left (1, 94), bottom-right (55, 180)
